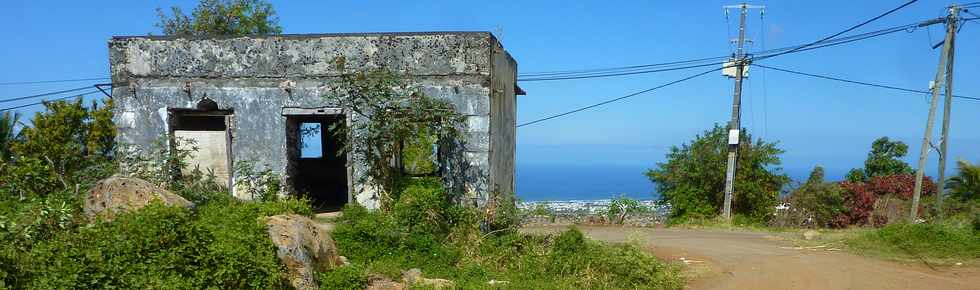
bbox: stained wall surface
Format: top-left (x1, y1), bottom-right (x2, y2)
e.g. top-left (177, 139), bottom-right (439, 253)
top-left (108, 32), bottom-right (517, 208)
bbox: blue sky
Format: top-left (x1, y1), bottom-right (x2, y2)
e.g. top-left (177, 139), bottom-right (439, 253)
top-left (2, 1), bottom-right (978, 189)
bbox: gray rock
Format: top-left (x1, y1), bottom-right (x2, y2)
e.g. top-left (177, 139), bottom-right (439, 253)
top-left (83, 176), bottom-right (193, 221)
top-left (402, 268), bottom-right (455, 289)
top-left (264, 214), bottom-right (347, 290)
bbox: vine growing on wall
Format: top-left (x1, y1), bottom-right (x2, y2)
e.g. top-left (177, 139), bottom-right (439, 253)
top-left (323, 57), bottom-right (466, 210)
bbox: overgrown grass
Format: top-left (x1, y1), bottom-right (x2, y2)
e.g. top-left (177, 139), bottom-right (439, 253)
top-left (845, 220), bottom-right (980, 265)
top-left (666, 214), bottom-right (797, 233)
top-left (326, 202), bottom-right (684, 289)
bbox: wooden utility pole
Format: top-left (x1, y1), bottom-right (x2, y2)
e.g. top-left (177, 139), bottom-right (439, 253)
top-left (721, 3), bottom-right (762, 220)
top-left (911, 5), bottom-right (958, 221)
top-left (934, 5), bottom-right (958, 220)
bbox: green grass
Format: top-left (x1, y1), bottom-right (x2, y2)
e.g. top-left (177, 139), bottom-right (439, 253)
top-left (666, 214), bottom-right (798, 233)
top-left (325, 204), bottom-right (685, 289)
top-left (844, 221), bottom-right (980, 265)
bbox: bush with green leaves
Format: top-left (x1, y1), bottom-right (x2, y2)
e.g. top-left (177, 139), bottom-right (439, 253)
top-left (317, 264), bottom-right (368, 290)
top-left (329, 187), bottom-right (683, 290)
top-left (778, 166), bottom-right (847, 228)
top-left (607, 195), bottom-right (650, 224)
top-left (647, 124), bottom-right (789, 222)
top-left (324, 58), bottom-right (467, 209)
top-left (233, 159), bottom-right (282, 202)
top-left (17, 197), bottom-right (311, 289)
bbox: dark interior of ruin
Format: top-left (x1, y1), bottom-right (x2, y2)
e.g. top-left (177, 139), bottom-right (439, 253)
top-left (286, 114), bottom-right (349, 212)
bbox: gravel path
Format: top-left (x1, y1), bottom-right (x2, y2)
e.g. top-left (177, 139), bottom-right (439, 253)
top-left (524, 226), bottom-right (979, 290)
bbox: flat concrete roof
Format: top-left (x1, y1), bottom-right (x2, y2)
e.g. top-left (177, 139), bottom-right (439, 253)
top-left (111, 31), bottom-right (494, 41)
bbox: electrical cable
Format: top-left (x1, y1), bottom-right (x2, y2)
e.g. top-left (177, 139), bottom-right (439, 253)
top-left (754, 0), bottom-right (920, 61)
top-left (0, 86), bottom-right (94, 104)
top-left (517, 67), bottom-right (721, 128)
top-left (0, 77), bottom-right (110, 86)
top-left (518, 17), bottom-right (940, 82)
top-left (0, 90), bottom-right (102, 111)
top-left (517, 62), bottom-right (724, 82)
top-left (752, 64), bottom-right (980, 101)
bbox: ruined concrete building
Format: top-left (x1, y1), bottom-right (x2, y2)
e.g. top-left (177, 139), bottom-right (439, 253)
top-left (108, 32), bottom-right (520, 211)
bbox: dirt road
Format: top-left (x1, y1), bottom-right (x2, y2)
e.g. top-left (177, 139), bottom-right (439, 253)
top-left (525, 226), bottom-right (979, 290)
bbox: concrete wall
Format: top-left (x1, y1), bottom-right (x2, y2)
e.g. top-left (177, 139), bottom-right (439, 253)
top-left (108, 32), bottom-right (515, 208)
top-left (489, 43), bottom-right (518, 195)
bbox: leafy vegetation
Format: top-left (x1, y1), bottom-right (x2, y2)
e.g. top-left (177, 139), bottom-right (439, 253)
top-left (327, 191), bottom-right (684, 289)
top-left (324, 58), bottom-right (467, 209)
top-left (156, 0), bottom-right (282, 36)
top-left (10, 199), bottom-right (311, 289)
top-left (845, 221), bottom-right (980, 265)
top-left (647, 124), bottom-right (789, 222)
top-left (606, 195), bottom-right (651, 224)
top-left (946, 159), bottom-right (980, 204)
top-left (845, 137), bottom-right (913, 182)
top-left (775, 166), bottom-right (847, 228)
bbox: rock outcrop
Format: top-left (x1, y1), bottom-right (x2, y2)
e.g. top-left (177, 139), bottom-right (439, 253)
top-left (402, 268), bottom-right (456, 289)
top-left (84, 176), bottom-right (194, 221)
top-left (263, 214), bottom-right (347, 290)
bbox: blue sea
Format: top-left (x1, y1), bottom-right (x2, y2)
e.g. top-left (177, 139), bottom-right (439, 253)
top-left (516, 163), bottom-right (658, 201)
top-left (515, 162), bottom-right (838, 202)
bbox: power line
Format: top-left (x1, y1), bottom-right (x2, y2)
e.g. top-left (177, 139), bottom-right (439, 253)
top-left (518, 17), bottom-right (939, 82)
top-left (0, 86), bottom-right (94, 104)
top-left (517, 67), bottom-right (720, 128)
top-left (753, 64), bottom-right (980, 101)
top-left (0, 90), bottom-right (102, 112)
top-left (0, 77), bottom-right (110, 86)
top-left (519, 56), bottom-right (727, 77)
top-left (517, 62), bottom-right (723, 82)
top-left (755, 0), bottom-right (920, 61)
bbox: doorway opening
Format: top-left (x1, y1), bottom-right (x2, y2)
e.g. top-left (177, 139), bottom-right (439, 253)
top-left (285, 111), bottom-right (349, 212)
top-left (168, 108), bottom-right (233, 189)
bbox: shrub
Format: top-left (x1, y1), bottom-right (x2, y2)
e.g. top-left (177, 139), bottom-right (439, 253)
top-left (839, 174), bottom-right (936, 226)
top-left (607, 195), bottom-right (649, 224)
top-left (647, 124), bottom-right (788, 221)
top-left (317, 264), bottom-right (368, 290)
top-left (777, 166), bottom-right (847, 228)
top-left (335, 201), bottom-right (683, 290)
top-left (27, 203), bottom-right (207, 289)
top-left (16, 197), bottom-right (311, 289)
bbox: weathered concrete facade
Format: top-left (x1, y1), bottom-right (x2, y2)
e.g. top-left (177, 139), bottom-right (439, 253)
top-left (108, 32), bottom-right (518, 209)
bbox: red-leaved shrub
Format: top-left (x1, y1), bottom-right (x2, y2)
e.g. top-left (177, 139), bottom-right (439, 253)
top-left (837, 174), bottom-right (936, 227)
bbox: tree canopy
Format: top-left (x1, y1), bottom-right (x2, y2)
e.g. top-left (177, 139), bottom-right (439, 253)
top-left (847, 137), bottom-right (913, 182)
top-left (946, 159), bottom-right (980, 203)
top-left (646, 125), bottom-right (789, 221)
top-left (156, 0), bottom-right (282, 36)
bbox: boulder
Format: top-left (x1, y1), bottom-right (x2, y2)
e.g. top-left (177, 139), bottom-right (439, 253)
top-left (402, 268), bottom-right (455, 289)
top-left (84, 176), bottom-right (194, 221)
top-left (802, 230), bottom-right (821, 241)
top-left (365, 278), bottom-right (405, 290)
top-left (263, 214), bottom-right (347, 290)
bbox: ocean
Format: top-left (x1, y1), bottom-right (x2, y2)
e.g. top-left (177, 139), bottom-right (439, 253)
top-left (516, 163), bottom-right (658, 201)
top-left (515, 162), bottom-right (836, 202)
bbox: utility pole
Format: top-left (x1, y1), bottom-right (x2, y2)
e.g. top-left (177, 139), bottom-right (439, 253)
top-left (911, 5), bottom-right (958, 221)
top-left (721, 3), bottom-right (762, 220)
top-left (934, 5), bottom-right (958, 221)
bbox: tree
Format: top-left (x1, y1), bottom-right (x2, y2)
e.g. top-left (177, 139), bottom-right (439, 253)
top-left (848, 137), bottom-right (913, 182)
top-left (646, 125), bottom-right (789, 221)
top-left (3, 99), bottom-right (116, 198)
top-left (946, 159), bottom-right (980, 203)
top-left (786, 166), bottom-right (846, 227)
top-left (156, 0), bottom-right (282, 36)
top-left (0, 111), bottom-right (21, 163)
